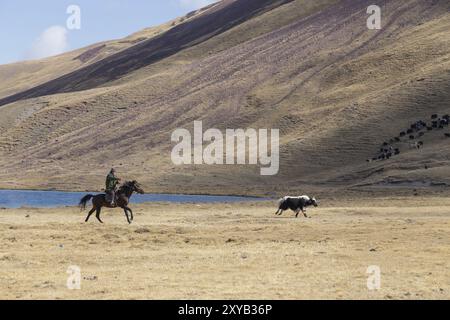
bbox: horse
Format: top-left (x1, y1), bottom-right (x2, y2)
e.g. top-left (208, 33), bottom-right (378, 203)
top-left (79, 180), bottom-right (145, 224)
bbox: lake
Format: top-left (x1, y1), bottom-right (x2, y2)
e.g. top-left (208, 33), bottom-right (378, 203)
top-left (0, 190), bottom-right (267, 209)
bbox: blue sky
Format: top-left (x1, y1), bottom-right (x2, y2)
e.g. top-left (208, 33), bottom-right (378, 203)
top-left (0, 0), bottom-right (216, 65)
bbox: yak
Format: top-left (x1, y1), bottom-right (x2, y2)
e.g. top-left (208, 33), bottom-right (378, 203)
top-left (275, 195), bottom-right (319, 218)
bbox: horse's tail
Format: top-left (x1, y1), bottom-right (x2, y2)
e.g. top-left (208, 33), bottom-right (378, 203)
top-left (79, 194), bottom-right (94, 210)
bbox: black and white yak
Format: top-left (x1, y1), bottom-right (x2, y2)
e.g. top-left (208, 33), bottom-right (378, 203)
top-left (275, 196), bottom-right (319, 218)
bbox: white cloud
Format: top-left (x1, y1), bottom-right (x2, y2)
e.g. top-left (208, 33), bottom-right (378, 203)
top-left (26, 25), bottom-right (69, 60)
top-left (179, 0), bottom-right (216, 10)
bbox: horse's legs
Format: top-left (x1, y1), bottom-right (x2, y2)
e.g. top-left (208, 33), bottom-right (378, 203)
top-left (303, 210), bottom-right (309, 218)
top-left (275, 209), bottom-right (280, 215)
top-left (278, 210), bottom-right (284, 216)
top-left (96, 208), bottom-right (104, 224)
top-left (123, 207), bottom-right (131, 224)
top-left (125, 206), bottom-right (134, 221)
top-left (295, 209), bottom-right (301, 218)
top-left (85, 207), bottom-right (96, 222)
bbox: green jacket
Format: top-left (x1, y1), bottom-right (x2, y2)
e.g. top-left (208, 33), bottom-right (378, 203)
top-left (105, 173), bottom-right (119, 192)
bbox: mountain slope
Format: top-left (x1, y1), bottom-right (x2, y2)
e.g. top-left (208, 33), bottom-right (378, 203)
top-left (0, 0), bottom-right (449, 196)
top-left (0, 0), bottom-right (294, 107)
top-left (0, 4), bottom-right (215, 99)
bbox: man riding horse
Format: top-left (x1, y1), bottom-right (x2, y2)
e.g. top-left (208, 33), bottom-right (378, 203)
top-left (80, 178), bottom-right (145, 224)
top-left (105, 168), bottom-right (121, 206)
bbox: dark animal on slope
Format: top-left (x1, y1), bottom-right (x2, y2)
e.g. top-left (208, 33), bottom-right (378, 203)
top-left (411, 141), bottom-right (424, 149)
top-left (432, 114), bottom-right (438, 119)
top-left (275, 196), bottom-right (319, 218)
top-left (415, 121), bottom-right (426, 131)
top-left (445, 133), bottom-right (450, 138)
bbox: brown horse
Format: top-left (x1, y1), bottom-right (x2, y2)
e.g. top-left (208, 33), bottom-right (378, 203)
top-left (79, 180), bottom-right (145, 224)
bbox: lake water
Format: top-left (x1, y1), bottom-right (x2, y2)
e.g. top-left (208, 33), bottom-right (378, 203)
top-left (0, 190), bottom-right (267, 209)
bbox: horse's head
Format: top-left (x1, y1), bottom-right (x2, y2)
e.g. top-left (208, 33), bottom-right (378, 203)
top-left (130, 180), bottom-right (145, 194)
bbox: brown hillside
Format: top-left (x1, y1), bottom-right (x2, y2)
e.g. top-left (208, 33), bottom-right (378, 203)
top-left (0, 6), bottom-right (212, 99)
top-left (0, 0), bottom-right (449, 197)
top-left (0, 0), bottom-right (294, 107)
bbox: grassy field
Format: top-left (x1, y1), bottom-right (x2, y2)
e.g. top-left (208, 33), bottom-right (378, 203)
top-left (0, 197), bottom-right (448, 300)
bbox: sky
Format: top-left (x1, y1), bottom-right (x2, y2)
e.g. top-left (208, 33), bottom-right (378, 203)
top-left (0, 0), bottom-right (216, 65)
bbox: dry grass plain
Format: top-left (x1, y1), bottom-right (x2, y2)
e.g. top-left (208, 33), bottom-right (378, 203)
top-left (0, 197), bottom-right (448, 300)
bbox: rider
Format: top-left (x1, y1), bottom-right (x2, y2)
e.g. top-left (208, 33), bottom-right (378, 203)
top-left (105, 168), bottom-right (121, 206)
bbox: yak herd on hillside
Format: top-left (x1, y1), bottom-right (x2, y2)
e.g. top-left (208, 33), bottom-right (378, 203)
top-left (368, 113), bottom-right (450, 162)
